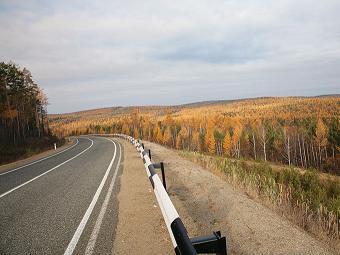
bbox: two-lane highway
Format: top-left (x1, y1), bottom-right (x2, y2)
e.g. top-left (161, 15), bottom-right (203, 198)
top-left (0, 136), bottom-right (123, 255)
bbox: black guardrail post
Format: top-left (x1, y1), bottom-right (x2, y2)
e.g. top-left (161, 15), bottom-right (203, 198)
top-left (148, 149), bottom-right (152, 160)
top-left (152, 162), bottom-right (167, 191)
top-left (160, 162), bottom-right (167, 191)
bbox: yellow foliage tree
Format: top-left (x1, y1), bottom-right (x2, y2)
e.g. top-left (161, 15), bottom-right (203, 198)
top-left (206, 132), bottom-right (216, 154)
top-left (176, 127), bottom-right (188, 149)
top-left (232, 122), bottom-right (243, 158)
top-left (154, 126), bottom-right (163, 143)
top-left (315, 118), bottom-right (328, 165)
top-left (223, 132), bottom-right (232, 156)
top-left (142, 118), bottom-right (151, 140)
top-left (316, 118), bottom-right (328, 147)
top-left (164, 112), bottom-right (174, 126)
top-left (122, 123), bottom-right (129, 135)
top-left (176, 133), bottom-right (182, 149)
top-left (163, 127), bottom-right (172, 146)
top-left (192, 130), bottom-right (200, 151)
top-left (133, 128), bottom-right (139, 139)
top-left (205, 118), bottom-right (216, 153)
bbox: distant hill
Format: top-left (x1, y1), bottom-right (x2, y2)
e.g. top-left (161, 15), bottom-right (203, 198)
top-left (49, 95), bottom-right (339, 121)
top-left (314, 94), bottom-right (340, 98)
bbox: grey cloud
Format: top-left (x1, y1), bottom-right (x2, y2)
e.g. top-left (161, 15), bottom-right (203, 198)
top-left (0, 0), bottom-right (339, 113)
top-left (154, 33), bottom-right (268, 64)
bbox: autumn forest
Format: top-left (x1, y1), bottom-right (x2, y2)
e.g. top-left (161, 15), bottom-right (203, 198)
top-left (51, 97), bottom-right (339, 174)
top-left (0, 62), bottom-right (58, 163)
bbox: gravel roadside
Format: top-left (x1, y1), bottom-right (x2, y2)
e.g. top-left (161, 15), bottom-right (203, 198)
top-left (143, 141), bottom-right (337, 255)
top-left (112, 140), bottom-right (173, 254)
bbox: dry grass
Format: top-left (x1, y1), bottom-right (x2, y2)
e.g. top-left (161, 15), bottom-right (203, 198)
top-left (180, 151), bottom-right (340, 247)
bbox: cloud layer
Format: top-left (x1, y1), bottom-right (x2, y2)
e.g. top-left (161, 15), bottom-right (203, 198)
top-left (1, 0), bottom-right (339, 113)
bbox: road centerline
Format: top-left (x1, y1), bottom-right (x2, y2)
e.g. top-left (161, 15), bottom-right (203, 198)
top-left (63, 138), bottom-right (118, 255)
top-left (0, 138), bottom-right (94, 199)
top-left (84, 139), bottom-right (122, 255)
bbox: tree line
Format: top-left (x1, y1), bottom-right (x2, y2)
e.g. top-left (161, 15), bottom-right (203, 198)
top-left (0, 62), bottom-right (50, 155)
top-left (50, 97), bottom-right (339, 174)
top-left (121, 112), bottom-right (339, 174)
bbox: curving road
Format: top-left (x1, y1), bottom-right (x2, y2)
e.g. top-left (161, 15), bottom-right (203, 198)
top-left (0, 136), bottom-right (123, 255)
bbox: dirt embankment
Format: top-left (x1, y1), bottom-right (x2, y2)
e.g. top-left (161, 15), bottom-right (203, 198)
top-left (112, 140), bottom-right (172, 254)
top-left (143, 141), bottom-right (337, 255)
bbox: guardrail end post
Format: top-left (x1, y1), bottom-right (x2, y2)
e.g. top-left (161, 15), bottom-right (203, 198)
top-left (190, 231), bottom-right (227, 255)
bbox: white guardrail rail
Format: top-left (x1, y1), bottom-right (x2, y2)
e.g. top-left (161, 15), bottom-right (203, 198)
top-left (113, 134), bottom-right (227, 255)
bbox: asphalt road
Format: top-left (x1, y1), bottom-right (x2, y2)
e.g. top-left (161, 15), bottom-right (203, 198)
top-left (0, 136), bottom-right (123, 255)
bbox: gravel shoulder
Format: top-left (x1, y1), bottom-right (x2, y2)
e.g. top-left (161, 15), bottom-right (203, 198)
top-left (143, 141), bottom-right (337, 255)
top-left (0, 137), bottom-right (75, 174)
top-left (112, 140), bottom-right (173, 254)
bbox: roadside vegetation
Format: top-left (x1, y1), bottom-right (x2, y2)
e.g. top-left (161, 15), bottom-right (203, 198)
top-left (181, 151), bottom-right (339, 241)
top-left (0, 61), bottom-right (61, 164)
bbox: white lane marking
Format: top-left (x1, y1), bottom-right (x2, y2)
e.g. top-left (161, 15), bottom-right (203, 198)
top-left (0, 138), bottom-right (94, 199)
top-left (64, 138), bottom-right (118, 255)
top-left (84, 139), bottom-right (121, 255)
top-left (0, 138), bottom-right (79, 176)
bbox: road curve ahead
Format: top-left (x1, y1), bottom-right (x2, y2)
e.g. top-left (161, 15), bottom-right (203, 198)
top-left (0, 136), bottom-right (123, 255)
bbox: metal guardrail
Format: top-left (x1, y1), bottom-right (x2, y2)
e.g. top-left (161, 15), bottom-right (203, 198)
top-left (114, 134), bottom-right (227, 255)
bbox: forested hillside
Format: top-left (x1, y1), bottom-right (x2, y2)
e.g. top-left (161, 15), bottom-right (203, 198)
top-left (0, 62), bottom-right (59, 163)
top-left (50, 96), bottom-right (340, 239)
top-left (50, 96), bottom-right (339, 174)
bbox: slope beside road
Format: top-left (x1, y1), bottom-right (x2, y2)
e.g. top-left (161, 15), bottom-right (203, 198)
top-left (143, 141), bottom-right (337, 255)
top-left (0, 136), bottom-right (122, 255)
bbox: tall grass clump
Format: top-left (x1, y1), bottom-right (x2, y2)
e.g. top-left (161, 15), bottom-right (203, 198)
top-left (180, 151), bottom-right (339, 240)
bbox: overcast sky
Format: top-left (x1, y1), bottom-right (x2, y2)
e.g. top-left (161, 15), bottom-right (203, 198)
top-left (1, 0), bottom-right (339, 113)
